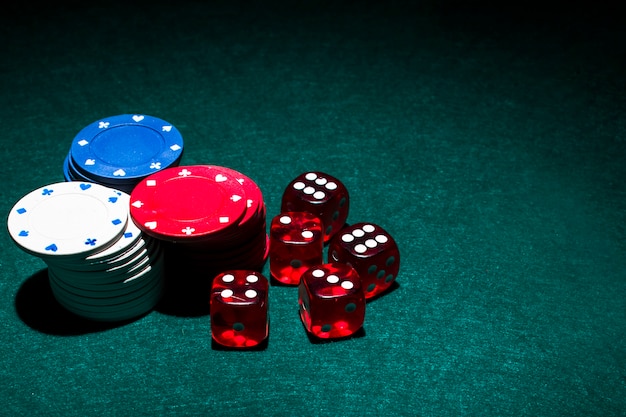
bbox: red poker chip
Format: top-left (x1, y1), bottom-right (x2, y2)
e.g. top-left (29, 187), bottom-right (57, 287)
top-left (130, 165), bottom-right (248, 241)
top-left (169, 212), bottom-right (266, 250)
top-left (130, 165), bottom-right (269, 315)
top-left (163, 228), bottom-right (268, 272)
top-left (166, 230), bottom-right (267, 262)
top-left (214, 166), bottom-right (264, 227)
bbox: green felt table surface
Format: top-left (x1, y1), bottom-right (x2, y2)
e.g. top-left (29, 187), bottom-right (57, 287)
top-left (1, 1), bottom-right (625, 416)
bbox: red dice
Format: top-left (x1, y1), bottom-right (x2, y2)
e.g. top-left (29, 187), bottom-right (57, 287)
top-left (328, 223), bottom-right (400, 299)
top-left (269, 211), bottom-right (324, 285)
top-left (281, 171), bottom-right (349, 243)
top-left (210, 270), bottom-right (269, 349)
top-left (298, 263), bottom-right (365, 339)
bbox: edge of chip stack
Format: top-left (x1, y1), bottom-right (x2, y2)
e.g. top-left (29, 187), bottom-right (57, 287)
top-left (6, 182), bottom-right (165, 322)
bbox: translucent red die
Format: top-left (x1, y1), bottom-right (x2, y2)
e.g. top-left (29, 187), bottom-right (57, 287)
top-left (298, 263), bottom-right (365, 339)
top-left (210, 270), bottom-right (269, 349)
top-left (328, 223), bottom-right (400, 299)
top-left (269, 211), bottom-right (323, 285)
top-left (281, 171), bottom-right (349, 243)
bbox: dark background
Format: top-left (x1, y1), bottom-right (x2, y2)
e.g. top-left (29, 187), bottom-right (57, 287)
top-left (1, 1), bottom-right (625, 416)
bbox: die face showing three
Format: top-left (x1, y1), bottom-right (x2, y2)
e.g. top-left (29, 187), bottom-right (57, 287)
top-left (328, 223), bottom-right (400, 299)
top-left (210, 270), bottom-right (269, 348)
top-left (298, 263), bottom-right (365, 339)
top-left (281, 171), bottom-right (349, 243)
top-left (269, 211), bottom-right (324, 285)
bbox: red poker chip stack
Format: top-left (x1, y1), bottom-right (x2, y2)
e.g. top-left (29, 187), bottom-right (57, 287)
top-left (129, 165), bottom-right (268, 315)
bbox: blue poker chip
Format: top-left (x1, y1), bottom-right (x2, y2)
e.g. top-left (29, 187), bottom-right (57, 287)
top-left (62, 154), bottom-right (73, 182)
top-left (69, 114), bottom-right (184, 182)
top-left (65, 151), bottom-right (140, 194)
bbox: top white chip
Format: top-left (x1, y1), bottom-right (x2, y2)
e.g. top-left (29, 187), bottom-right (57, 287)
top-left (7, 182), bottom-right (128, 258)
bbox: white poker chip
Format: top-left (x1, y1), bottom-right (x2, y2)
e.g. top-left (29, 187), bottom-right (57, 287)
top-left (7, 181), bottom-right (168, 322)
top-left (49, 266), bottom-right (157, 305)
top-left (51, 258), bottom-right (165, 322)
top-left (49, 264), bottom-right (157, 299)
top-left (49, 254), bottom-right (164, 310)
top-left (7, 182), bottom-right (128, 259)
top-left (51, 241), bottom-right (162, 287)
top-left (83, 191), bottom-right (143, 262)
top-left (50, 236), bottom-right (152, 273)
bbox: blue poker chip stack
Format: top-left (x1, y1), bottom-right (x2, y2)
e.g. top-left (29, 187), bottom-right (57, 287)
top-left (63, 114), bottom-right (184, 193)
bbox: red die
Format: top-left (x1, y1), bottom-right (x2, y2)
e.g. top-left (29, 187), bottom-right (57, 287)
top-left (281, 171), bottom-right (349, 243)
top-left (269, 211), bottom-right (323, 285)
top-left (298, 263), bottom-right (365, 339)
top-left (328, 223), bottom-right (400, 299)
top-left (210, 270), bottom-right (269, 349)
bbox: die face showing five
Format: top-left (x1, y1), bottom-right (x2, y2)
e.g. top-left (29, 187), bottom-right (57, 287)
top-left (328, 223), bottom-right (400, 299)
top-left (269, 211), bottom-right (323, 285)
top-left (210, 270), bottom-right (269, 348)
top-left (281, 172), bottom-right (349, 243)
top-left (298, 263), bottom-right (365, 339)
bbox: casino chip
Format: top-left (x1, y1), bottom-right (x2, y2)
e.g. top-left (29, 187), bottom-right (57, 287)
top-left (7, 182), bottom-right (164, 322)
top-left (129, 165), bottom-right (268, 312)
top-left (7, 182), bottom-right (128, 259)
top-left (63, 114), bottom-right (184, 193)
top-left (130, 165), bottom-right (247, 241)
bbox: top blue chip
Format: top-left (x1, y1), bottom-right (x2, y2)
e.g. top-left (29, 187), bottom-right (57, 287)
top-left (69, 114), bottom-right (184, 181)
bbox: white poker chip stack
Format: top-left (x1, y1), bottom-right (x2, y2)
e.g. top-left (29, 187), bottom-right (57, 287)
top-left (6, 181), bottom-right (164, 322)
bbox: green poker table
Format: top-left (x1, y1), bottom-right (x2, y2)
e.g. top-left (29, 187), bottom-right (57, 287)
top-left (1, 1), bottom-right (624, 416)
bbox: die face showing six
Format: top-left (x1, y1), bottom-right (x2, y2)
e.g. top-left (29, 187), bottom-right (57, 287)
top-left (298, 263), bottom-right (365, 339)
top-left (328, 223), bottom-right (400, 299)
top-left (210, 270), bottom-right (269, 348)
top-left (269, 211), bottom-right (323, 285)
top-left (281, 172), bottom-right (349, 243)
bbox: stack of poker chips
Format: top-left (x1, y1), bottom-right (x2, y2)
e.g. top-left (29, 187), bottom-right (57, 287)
top-left (129, 165), bottom-right (268, 314)
top-left (7, 182), bottom-right (164, 322)
top-left (63, 114), bottom-right (184, 194)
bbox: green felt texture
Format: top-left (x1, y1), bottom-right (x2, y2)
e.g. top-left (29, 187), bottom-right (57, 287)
top-left (1, 1), bottom-right (625, 416)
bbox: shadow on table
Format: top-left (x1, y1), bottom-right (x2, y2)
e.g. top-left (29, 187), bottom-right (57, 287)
top-left (152, 268), bottom-right (212, 318)
top-left (15, 268), bottom-right (400, 335)
top-left (14, 269), bottom-right (138, 336)
top-left (366, 281), bottom-right (401, 303)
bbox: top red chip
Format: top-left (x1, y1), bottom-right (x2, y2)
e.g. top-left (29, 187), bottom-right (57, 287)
top-left (129, 165), bottom-right (248, 241)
